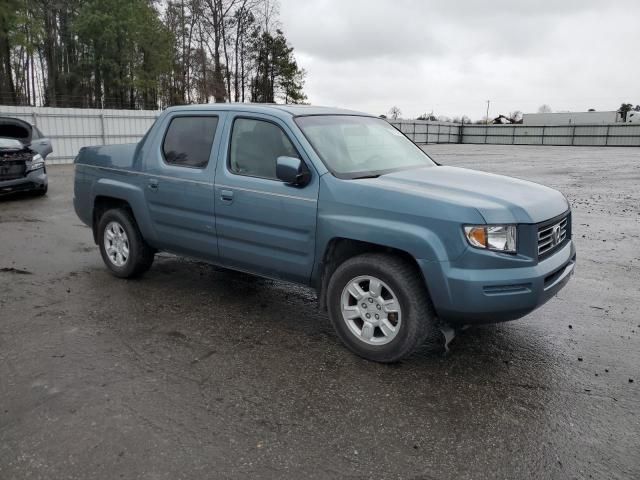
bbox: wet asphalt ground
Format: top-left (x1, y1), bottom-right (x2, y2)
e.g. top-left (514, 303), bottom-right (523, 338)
top-left (1, 145), bottom-right (639, 480)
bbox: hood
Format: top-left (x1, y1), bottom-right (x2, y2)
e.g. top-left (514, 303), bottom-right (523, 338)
top-left (0, 117), bottom-right (32, 145)
top-left (369, 166), bottom-right (569, 224)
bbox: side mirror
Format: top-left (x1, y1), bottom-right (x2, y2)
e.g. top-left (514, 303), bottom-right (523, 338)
top-left (276, 156), bottom-right (311, 187)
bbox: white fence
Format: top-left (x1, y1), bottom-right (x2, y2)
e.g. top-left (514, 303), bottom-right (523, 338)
top-left (0, 105), bottom-right (159, 164)
top-left (391, 120), bottom-right (640, 147)
top-left (389, 120), bottom-right (461, 144)
top-left (2, 106), bottom-right (639, 165)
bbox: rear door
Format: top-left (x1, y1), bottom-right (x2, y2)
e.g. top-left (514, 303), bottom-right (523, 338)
top-left (214, 113), bottom-right (319, 284)
top-left (143, 111), bottom-right (225, 261)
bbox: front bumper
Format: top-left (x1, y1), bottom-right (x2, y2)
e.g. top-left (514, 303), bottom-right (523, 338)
top-left (0, 168), bottom-right (47, 196)
top-left (419, 239), bottom-right (576, 324)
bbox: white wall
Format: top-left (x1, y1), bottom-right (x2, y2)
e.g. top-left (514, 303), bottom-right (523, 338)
top-left (522, 111), bottom-right (619, 125)
top-left (393, 119), bottom-right (640, 146)
top-left (0, 105), bottom-right (160, 164)
top-left (388, 119), bottom-right (461, 144)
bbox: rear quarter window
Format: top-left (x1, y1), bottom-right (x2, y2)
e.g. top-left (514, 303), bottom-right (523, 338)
top-left (162, 116), bottom-right (219, 168)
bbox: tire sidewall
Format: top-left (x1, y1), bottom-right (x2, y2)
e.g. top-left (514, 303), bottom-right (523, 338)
top-left (327, 259), bottom-right (425, 361)
top-left (97, 209), bottom-right (141, 278)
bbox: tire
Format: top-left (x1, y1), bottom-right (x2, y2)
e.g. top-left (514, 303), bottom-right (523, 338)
top-left (97, 208), bottom-right (154, 278)
top-left (34, 185), bottom-right (47, 196)
top-left (326, 253), bottom-right (443, 363)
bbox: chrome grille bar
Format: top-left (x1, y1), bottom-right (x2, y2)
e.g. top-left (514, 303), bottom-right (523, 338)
top-left (538, 217), bottom-right (568, 257)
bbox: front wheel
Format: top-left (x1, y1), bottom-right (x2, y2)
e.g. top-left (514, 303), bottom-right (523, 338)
top-left (97, 208), bottom-right (154, 278)
top-left (326, 253), bottom-right (443, 363)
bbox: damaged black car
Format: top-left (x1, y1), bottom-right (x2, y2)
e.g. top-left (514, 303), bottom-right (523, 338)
top-left (0, 117), bottom-right (49, 196)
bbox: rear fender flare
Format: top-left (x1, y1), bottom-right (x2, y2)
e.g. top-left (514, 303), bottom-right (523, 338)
top-left (91, 178), bottom-right (158, 245)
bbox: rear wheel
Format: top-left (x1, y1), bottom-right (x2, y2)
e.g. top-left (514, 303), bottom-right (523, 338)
top-left (327, 253), bottom-right (443, 363)
top-left (97, 208), bottom-right (154, 278)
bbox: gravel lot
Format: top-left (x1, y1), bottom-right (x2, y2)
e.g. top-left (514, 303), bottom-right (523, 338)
top-left (1, 145), bottom-right (639, 479)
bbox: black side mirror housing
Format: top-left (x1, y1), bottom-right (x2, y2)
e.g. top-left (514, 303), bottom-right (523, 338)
top-left (276, 156), bottom-right (311, 187)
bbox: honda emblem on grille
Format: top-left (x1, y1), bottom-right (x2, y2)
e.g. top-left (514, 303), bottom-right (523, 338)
top-left (552, 224), bottom-right (561, 246)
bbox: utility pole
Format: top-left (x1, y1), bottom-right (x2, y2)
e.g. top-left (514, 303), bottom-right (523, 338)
top-left (486, 100), bottom-right (490, 124)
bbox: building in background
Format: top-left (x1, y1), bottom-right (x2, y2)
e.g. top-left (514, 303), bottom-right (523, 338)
top-left (522, 111), bottom-right (621, 125)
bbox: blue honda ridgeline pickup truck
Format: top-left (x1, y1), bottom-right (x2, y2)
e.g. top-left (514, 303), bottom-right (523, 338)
top-left (74, 104), bottom-right (575, 362)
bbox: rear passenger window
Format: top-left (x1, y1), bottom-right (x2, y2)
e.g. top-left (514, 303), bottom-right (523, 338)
top-left (229, 118), bottom-right (299, 179)
top-left (162, 116), bottom-right (218, 168)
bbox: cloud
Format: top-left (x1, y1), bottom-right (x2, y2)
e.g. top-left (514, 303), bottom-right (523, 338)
top-left (279, 0), bottom-right (640, 119)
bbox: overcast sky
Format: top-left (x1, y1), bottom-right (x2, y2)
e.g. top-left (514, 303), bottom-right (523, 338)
top-left (278, 0), bottom-right (640, 120)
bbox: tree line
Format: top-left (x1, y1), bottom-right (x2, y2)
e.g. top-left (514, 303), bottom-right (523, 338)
top-left (0, 0), bottom-right (306, 109)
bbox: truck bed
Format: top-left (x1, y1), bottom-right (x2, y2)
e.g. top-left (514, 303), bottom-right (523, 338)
top-left (75, 143), bottom-right (139, 170)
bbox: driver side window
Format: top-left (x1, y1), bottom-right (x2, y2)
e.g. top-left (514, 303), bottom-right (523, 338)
top-left (229, 118), bottom-right (299, 180)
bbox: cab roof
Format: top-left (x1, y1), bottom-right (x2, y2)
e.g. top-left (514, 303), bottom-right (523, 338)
top-left (163, 103), bottom-right (372, 118)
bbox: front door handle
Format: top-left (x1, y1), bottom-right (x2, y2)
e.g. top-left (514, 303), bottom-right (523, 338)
top-left (148, 179), bottom-right (159, 192)
top-left (220, 189), bottom-right (234, 203)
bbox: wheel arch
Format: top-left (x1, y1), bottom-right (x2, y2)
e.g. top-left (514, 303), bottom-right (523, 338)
top-left (92, 196), bottom-right (133, 244)
top-left (90, 178), bottom-right (156, 246)
top-left (315, 237), bottom-right (430, 312)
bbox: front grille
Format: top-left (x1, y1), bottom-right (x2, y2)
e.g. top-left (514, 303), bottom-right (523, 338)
top-left (0, 161), bottom-right (26, 181)
top-left (538, 215), bottom-right (568, 258)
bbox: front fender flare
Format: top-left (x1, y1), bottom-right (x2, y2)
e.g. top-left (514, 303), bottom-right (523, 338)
top-left (316, 214), bottom-right (450, 263)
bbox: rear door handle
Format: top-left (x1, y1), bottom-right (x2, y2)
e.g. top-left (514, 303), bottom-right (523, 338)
top-left (220, 189), bottom-right (234, 203)
top-left (148, 179), bottom-right (159, 191)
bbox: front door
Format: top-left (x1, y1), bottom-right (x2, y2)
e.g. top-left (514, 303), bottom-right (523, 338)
top-left (143, 112), bottom-right (224, 261)
top-left (214, 113), bottom-right (319, 284)
top-left (30, 126), bottom-right (53, 159)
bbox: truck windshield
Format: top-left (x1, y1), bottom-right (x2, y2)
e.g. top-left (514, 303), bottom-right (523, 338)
top-left (295, 115), bottom-right (436, 179)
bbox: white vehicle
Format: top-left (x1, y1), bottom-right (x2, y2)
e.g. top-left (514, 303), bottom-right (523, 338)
top-left (626, 111), bottom-right (640, 123)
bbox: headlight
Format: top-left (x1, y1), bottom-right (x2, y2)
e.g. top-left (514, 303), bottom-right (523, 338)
top-left (26, 154), bottom-right (44, 172)
top-left (464, 225), bottom-right (517, 253)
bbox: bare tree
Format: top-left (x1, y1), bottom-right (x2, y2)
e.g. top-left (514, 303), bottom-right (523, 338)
top-left (260, 0), bottom-right (280, 33)
top-left (417, 112), bottom-right (437, 121)
top-left (537, 104), bottom-right (552, 113)
top-left (509, 110), bottom-right (523, 123)
top-left (233, 0), bottom-right (259, 102)
top-left (388, 106), bottom-right (402, 120)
